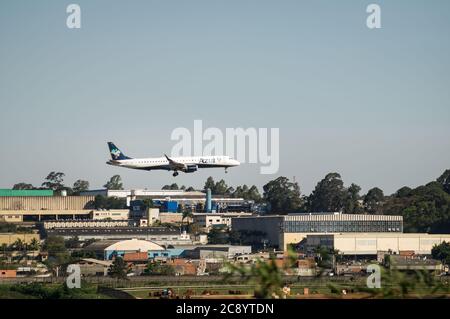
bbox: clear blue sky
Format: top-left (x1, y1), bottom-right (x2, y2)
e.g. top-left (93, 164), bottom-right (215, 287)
top-left (0, 0), bottom-right (449, 195)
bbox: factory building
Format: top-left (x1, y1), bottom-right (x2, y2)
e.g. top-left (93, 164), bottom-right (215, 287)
top-left (306, 233), bottom-right (450, 256)
top-left (0, 232), bottom-right (40, 246)
top-left (192, 212), bottom-right (253, 232)
top-left (0, 196), bottom-right (95, 210)
top-left (83, 239), bottom-right (173, 260)
top-left (0, 189), bottom-right (54, 197)
top-left (180, 245), bottom-right (252, 260)
top-left (42, 219), bottom-right (131, 229)
top-left (0, 195), bottom-right (96, 222)
top-left (45, 227), bottom-right (193, 246)
top-left (232, 213), bottom-right (404, 250)
top-left (81, 189), bottom-right (254, 213)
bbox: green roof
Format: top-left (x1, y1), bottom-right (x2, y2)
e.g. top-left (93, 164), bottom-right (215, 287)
top-left (0, 189), bottom-right (54, 197)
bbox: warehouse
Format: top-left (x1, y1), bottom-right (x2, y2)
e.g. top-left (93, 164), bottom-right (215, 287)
top-left (84, 239), bottom-right (167, 260)
top-left (0, 189), bottom-right (54, 197)
top-left (0, 196), bottom-right (95, 210)
top-left (180, 245), bottom-right (252, 259)
top-left (232, 212), bottom-right (404, 250)
top-left (192, 212), bottom-right (253, 231)
top-left (0, 209), bottom-right (94, 222)
top-left (81, 188), bottom-right (254, 213)
top-left (306, 233), bottom-right (450, 256)
top-left (45, 227), bottom-right (193, 245)
top-left (0, 232), bottom-right (40, 246)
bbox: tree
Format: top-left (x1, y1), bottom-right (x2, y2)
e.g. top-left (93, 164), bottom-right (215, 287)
top-left (263, 177), bottom-right (302, 214)
top-left (204, 177), bottom-right (215, 192)
top-left (144, 261), bottom-right (175, 276)
top-left (396, 186), bottom-right (412, 198)
top-left (364, 187), bottom-right (384, 214)
top-left (72, 180), bottom-right (89, 194)
top-left (93, 195), bottom-right (126, 209)
top-left (203, 177), bottom-right (230, 196)
top-left (437, 169), bottom-right (450, 194)
top-left (431, 241), bottom-right (450, 265)
top-left (246, 185), bottom-right (262, 202)
top-left (142, 198), bottom-right (154, 209)
top-left (207, 226), bottom-right (230, 244)
top-left (343, 183), bottom-right (363, 214)
top-left (213, 179), bottom-right (229, 195)
top-left (43, 236), bottom-right (70, 265)
top-left (12, 183), bottom-right (34, 190)
top-left (64, 236), bottom-right (80, 249)
top-left (162, 183), bottom-right (179, 190)
top-left (12, 238), bottom-right (25, 251)
top-left (41, 172), bottom-right (65, 191)
top-left (307, 173), bottom-right (346, 212)
top-left (382, 180), bottom-right (450, 233)
top-left (224, 249), bottom-right (297, 298)
top-left (109, 257), bottom-right (128, 279)
top-left (29, 238), bottom-right (40, 251)
top-left (104, 175), bottom-right (123, 190)
top-left (182, 209), bottom-right (193, 226)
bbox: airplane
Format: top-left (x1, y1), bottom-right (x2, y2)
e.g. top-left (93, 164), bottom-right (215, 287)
top-left (106, 142), bottom-right (240, 177)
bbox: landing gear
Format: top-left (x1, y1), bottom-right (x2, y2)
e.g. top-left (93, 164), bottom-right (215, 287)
top-left (225, 168), bottom-right (228, 174)
top-left (173, 171), bottom-right (179, 177)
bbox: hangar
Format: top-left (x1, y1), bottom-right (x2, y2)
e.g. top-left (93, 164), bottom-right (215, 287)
top-left (306, 233), bottom-right (450, 256)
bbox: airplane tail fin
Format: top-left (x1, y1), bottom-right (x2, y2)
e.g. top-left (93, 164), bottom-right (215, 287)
top-left (107, 142), bottom-right (131, 160)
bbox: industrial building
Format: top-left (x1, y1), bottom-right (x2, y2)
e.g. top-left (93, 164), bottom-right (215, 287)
top-left (192, 212), bottom-right (253, 231)
top-left (181, 245), bottom-right (252, 260)
top-left (41, 219), bottom-right (131, 229)
top-left (83, 238), bottom-right (180, 260)
top-left (0, 196), bottom-right (95, 210)
top-left (82, 188), bottom-right (254, 213)
top-left (0, 232), bottom-right (40, 246)
top-left (103, 239), bottom-right (166, 260)
top-left (0, 189), bottom-right (54, 197)
top-left (306, 233), bottom-right (450, 256)
top-left (0, 195), bottom-right (96, 222)
top-left (45, 227), bottom-right (193, 246)
top-left (232, 213), bottom-right (404, 250)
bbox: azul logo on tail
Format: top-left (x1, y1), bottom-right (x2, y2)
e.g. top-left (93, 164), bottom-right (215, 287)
top-left (107, 142), bottom-right (131, 160)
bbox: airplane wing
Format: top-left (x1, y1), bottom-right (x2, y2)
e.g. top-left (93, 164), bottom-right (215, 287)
top-left (164, 154), bottom-right (185, 170)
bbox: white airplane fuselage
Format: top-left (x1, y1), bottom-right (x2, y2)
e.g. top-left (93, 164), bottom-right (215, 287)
top-left (107, 155), bottom-right (240, 172)
top-left (106, 142), bottom-right (239, 176)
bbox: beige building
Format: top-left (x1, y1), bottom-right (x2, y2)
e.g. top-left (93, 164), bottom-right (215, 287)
top-left (92, 209), bottom-right (129, 220)
top-left (0, 196), bottom-right (97, 223)
top-left (306, 233), bottom-right (450, 255)
top-left (0, 232), bottom-right (40, 246)
top-left (147, 209), bottom-right (191, 225)
top-left (0, 196), bottom-right (95, 210)
top-left (0, 209), bottom-right (94, 222)
top-left (193, 212), bottom-right (253, 231)
top-left (232, 213), bottom-right (404, 250)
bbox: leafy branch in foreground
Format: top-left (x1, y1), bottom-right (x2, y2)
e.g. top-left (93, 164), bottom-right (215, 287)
top-left (327, 266), bottom-right (450, 299)
top-left (223, 249), bottom-right (297, 299)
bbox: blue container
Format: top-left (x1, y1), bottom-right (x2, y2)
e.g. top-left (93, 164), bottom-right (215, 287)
top-left (163, 200), bottom-right (178, 213)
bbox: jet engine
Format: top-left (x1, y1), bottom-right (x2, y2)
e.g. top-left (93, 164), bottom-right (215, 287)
top-left (184, 165), bottom-right (198, 173)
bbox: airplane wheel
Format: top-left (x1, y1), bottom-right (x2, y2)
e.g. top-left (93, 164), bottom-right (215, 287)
top-left (173, 172), bottom-right (179, 177)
